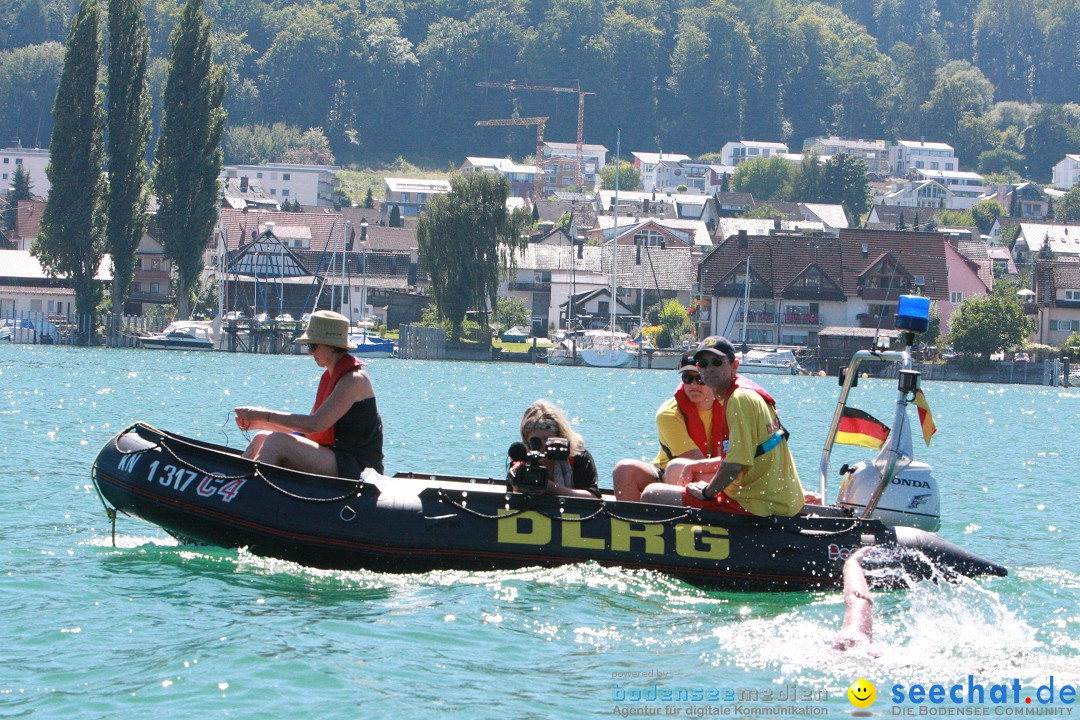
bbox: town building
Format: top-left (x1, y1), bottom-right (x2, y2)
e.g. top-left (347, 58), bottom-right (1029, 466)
top-left (888, 140), bottom-right (957, 174)
top-left (696, 228), bottom-right (989, 345)
top-left (631, 152), bottom-right (690, 192)
top-left (459, 157), bottom-right (537, 199)
top-left (912, 169), bottom-right (987, 209)
top-left (1011, 223), bottom-right (1080, 264)
top-left (381, 178), bottom-right (452, 221)
top-left (220, 163), bottom-right (341, 207)
top-left (0, 145), bottom-right (50, 197)
top-left (541, 142), bottom-right (608, 192)
top-left (802, 137), bottom-right (889, 175)
top-left (720, 141), bottom-right (790, 167)
top-left (1030, 259), bottom-right (1080, 346)
top-left (1051, 155), bottom-right (1080, 190)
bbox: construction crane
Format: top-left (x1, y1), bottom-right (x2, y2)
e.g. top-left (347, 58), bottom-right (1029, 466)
top-left (474, 116), bottom-right (548, 201)
top-left (477, 80), bottom-right (594, 189)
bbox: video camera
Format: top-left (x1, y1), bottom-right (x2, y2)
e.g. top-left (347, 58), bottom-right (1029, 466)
top-left (507, 437), bottom-right (571, 489)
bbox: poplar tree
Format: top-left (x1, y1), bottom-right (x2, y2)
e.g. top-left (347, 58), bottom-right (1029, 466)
top-left (154, 0), bottom-right (226, 319)
top-left (32, 0), bottom-right (106, 341)
top-left (106, 0), bottom-right (151, 317)
top-left (4, 166), bottom-right (32, 232)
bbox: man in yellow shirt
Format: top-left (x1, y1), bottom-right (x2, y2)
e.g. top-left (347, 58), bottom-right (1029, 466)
top-left (612, 353), bottom-right (721, 501)
top-left (641, 335), bottom-right (804, 517)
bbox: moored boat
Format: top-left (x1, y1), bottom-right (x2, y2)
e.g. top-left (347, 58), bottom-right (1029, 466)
top-left (139, 321), bottom-right (215, 351)
top-left (348, 331), bottom-right (395, 359)
top-left (738, 347), bottom-right (802, 375)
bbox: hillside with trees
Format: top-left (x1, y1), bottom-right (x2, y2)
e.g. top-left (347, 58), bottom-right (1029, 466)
top-left (1, 0), bottom-right (1077, 177)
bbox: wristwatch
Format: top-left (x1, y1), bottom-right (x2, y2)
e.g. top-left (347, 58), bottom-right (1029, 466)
top-left (701, 483), bottom-right (718, 500)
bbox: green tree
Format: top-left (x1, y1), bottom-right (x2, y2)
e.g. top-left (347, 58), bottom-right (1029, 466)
top-left (651, 298), bottom-right (691, 348)
top-left (415, 172), bottom-right (530, 341)
top-left (920, 61), bottom-right (994, 145)
top-left (821, 153), bottom-right (870, 223)
top-left (1023, 105), bottom-right (1080, 184)
top-left (972, 0), bottom-right (1041, 102)
top-left (790, 152), bottom-right (824, 202)
top-left (364, 187), bottom-right (374, 209)
top-left (732, 156), bottom-right (793, 201)
top-left (389, 204), bottom-right (401, 227)
top-left (948, 293), bottom-right (1035, 360)
top-left (106, 0), bottom-right (152, 318)
top-left (1057, 186), bottom-right (1080, 222)
top-left (977, 148), bottom-right (1025, 176)
top-left (600, 160), bottom-right (641, 191)
top-left (31, 0), bottom-right (106, 339)
top-left (0, 41), bottom-right (65, 148)
top-left (741, 203), bottom-right (782, 220)
top-left (493, 296), bottom-right (529, 330)
top-left (153, 0), bottom-right (226, 320)
top-left (970, 198), bottom-right (1005, 235)
top-left (3, 165), bottom-right (32, 231)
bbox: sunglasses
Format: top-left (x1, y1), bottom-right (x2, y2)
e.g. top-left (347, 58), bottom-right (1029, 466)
top-left (695, 356), bottom-right (729, 368)
top-left (680, 372), bottom-right (705, 385)
top-left (524, 420), bottom-right (558, 432)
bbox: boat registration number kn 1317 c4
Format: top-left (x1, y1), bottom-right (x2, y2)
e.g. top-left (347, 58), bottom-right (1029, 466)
top-left (116, 453), bottom-right (247, 503)
top-left (496, 510), bottom-right (730, 559)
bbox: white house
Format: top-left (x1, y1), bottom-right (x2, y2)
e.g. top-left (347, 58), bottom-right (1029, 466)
top-left (631, 152), bottom-right (691, 192)
top-left (720, 141), bottom-right (790, 167)
top-left (0, 146), bottom-right (50, 196)
top-left (1012, 223), bottom-right (1080, 264)
top-left (221, 163), bottom-right (340, 206)
top-left (888, 140), bottom-right (957, 175)
top-left (1052, 155), bottom-right (1080, 190)
top-left (541, 142), bottom-right (608, 191)
top-left (459, 157), bottom-right (537, 199)
top-left (382, 177), bottom-right (452, 220)
top-left (912, 169), bottom-right (987, 209)
top-left (881, 179), bottom-right (955, 210)
top-left (802, 137), bottom-right (889, 175)
top-left (653, 158), bottom-right (716, 193)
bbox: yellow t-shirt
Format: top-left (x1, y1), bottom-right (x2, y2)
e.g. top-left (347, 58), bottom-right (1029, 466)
top-left (651, 396), bottom-right (713, 471)
top-left (721, 388), bottom-right (804, 517)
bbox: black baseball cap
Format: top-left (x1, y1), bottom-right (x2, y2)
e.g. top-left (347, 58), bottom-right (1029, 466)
top-left (692, 335), bottom-right (737, 362)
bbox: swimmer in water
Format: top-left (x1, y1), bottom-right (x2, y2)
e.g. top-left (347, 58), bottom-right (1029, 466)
top-left (833, 546), bottom-right (882, 656)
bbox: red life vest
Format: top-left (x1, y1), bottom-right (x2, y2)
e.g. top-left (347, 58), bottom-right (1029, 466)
top-left (307, 353), bottom-right (362, 446)
top-left (674, 376), bottom-right (778, 460)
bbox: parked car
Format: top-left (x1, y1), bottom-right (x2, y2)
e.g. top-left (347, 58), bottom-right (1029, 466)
top-left (1014, 352), bottom-right (1031, 363)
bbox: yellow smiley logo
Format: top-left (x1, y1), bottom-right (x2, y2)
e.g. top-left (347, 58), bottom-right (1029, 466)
top-left (847, 678), bottom-right (876, 708)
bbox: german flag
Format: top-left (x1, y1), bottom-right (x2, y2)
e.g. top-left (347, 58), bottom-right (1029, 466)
top-left (913, 389), bottom-right (937, 446)
top-left (836, 406), bottom-right (890, 449)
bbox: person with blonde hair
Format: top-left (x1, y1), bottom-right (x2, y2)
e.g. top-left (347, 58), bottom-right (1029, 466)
top-left (508, 399), bottom-right (600, 498)
top-left (235, 310), bottom-right (383, 478)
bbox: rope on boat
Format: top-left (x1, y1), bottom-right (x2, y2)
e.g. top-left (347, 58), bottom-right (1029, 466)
top-left (253, 468), bottom-right (364, 504)
top-left (434, 489), bottom-right (693, 525)
top-left (89, 462), bottom-right (119, 547)
top-left (114, 423), bottom-right (363, 503)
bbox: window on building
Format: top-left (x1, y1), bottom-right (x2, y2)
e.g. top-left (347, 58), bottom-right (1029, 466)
top-left (48, 300), bottom-right (55, 312)
top-left (598, 301), bottom-right (609, 315)
top-left (915, 161), bottom-right (924, 168)
top-left (951, 291), bottom-right (963, 303)
top-left (15, 159), bottom-right (21, 165)
top-left (633, 229), bottom-right (665, 247)
top-left (1065, 289), bottom-right (1080, 300)
top-left (282, 189), bottom-right (289, 197)
top-left (256, 172), bottom-right (263, 178)
top-left (2, 158), bottom-right (7, 164)
top-left (132, 282), bottom-right (141, 292)
top-left (283, 173), bottom-right (290, 180)
top-left (150, 282), bottom-right (160, 294)
top-left (31, 299), bottom-right (42, 312)
top-left (270, 189), bottom-right (276, 195)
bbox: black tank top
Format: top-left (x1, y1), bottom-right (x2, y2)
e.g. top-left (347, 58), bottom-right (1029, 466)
top-left (332, 396), bottom-right (384, 474)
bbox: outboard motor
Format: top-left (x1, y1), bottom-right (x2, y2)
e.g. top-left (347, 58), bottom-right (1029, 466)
top-left (836, 460), bottom-right (940, 531)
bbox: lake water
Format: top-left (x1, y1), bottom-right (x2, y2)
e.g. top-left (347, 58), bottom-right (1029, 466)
top-left (2, 345), bottom-right (1078, 718)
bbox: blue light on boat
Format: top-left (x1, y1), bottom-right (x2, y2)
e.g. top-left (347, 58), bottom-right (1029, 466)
top-left (895, 294), bottom-right (930, 333)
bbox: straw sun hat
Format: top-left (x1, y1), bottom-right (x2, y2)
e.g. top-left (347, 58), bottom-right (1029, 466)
top-left (296, 310), bottom-right (356, 350)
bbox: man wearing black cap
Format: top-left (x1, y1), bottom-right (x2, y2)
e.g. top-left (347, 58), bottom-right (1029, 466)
top-left (612, 352), bottom-right (723, 501)
top-left (639, 335), bottom-right (804, 517)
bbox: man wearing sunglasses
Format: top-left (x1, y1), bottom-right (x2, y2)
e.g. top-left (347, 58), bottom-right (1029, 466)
top-left (611, 352), bottom-right (724, 501)
top-left (639, 335), bottom-right (805, 517)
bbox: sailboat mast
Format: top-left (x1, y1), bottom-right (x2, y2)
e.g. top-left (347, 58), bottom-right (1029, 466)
top-left (611, 129), bottom-right (620, 333)
top-left (741, 255), bottom-right (750, 346)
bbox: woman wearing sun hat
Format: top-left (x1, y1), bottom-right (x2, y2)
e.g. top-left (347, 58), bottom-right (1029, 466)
top-left (234, 310), bottom-right (384, 477)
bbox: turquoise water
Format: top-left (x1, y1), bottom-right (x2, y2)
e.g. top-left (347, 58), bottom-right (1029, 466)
top-left (1, 345), bottom-right (1078, 719)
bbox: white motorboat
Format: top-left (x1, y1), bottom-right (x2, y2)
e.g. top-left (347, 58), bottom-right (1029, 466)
top-left (140, 321), bottom-right (215, 351)
top-left (578, 330), bottom-right (637, 368)
top-left (738, 347), bottom-right (802, 375)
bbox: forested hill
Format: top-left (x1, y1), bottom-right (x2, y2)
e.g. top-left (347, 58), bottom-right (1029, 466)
top-left (1, 0), bottom-right (1077, 180)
